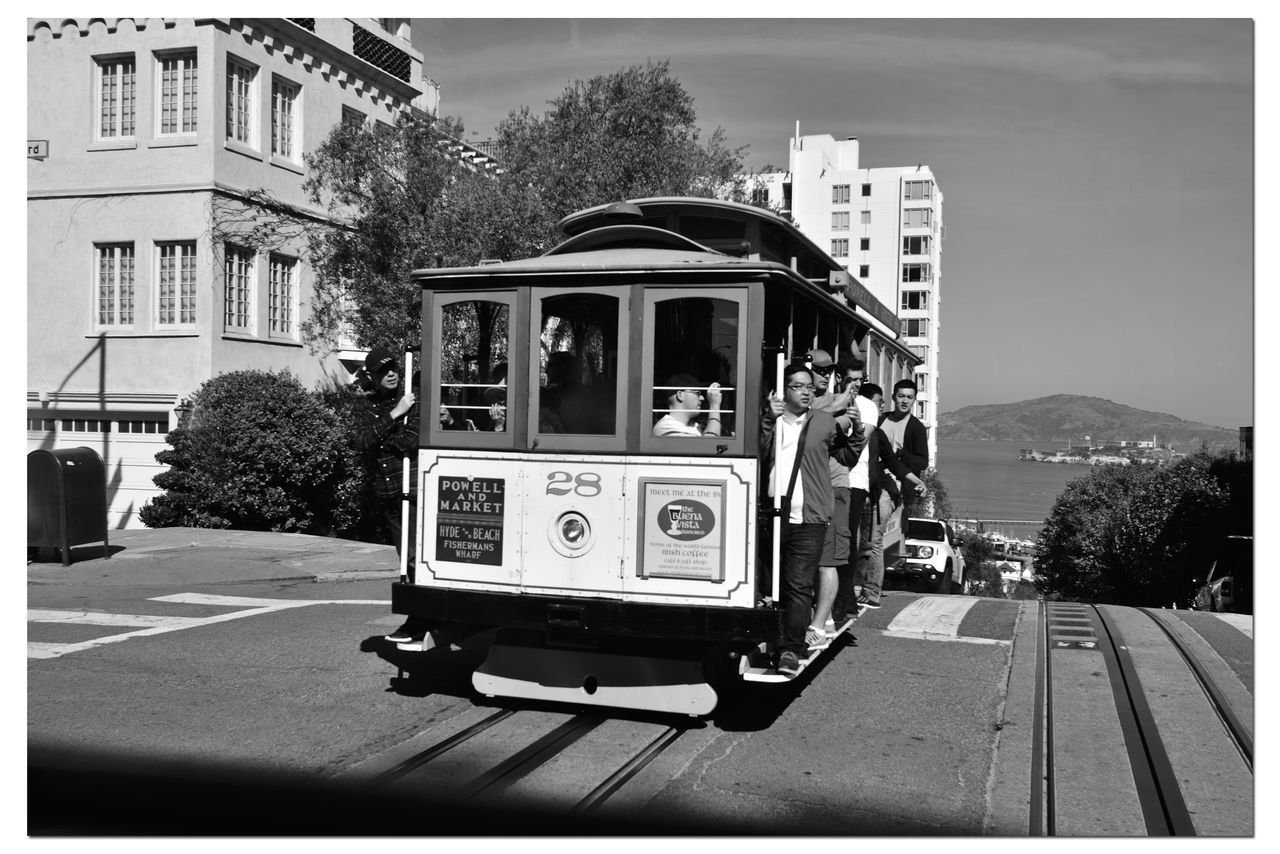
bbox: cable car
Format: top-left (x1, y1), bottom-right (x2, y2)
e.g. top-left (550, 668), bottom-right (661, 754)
top-left (391, 198), bottom-right (920, 715)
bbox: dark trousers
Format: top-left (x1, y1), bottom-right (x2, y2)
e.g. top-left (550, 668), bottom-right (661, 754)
top-left (834, 488), bottom-right (869, 619)
top-left (382, 495), bottom-right (417, 582)
top-left (779, 521), bottom-right (827, 656)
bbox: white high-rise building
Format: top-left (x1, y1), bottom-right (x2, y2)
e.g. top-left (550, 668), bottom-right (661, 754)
top-left (750, 132), bottom-right (944, 466)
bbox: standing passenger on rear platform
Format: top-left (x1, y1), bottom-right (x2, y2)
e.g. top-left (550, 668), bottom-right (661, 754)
top-left (761, 363), bottom-right (857, 678)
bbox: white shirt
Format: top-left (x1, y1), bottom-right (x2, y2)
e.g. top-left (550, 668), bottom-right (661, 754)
top-left (848, 397), bottom-right (881, 492)
top-left (769, 412), bottom-right (807, 524)
top-left (652, 414), bottom-right (702, 437)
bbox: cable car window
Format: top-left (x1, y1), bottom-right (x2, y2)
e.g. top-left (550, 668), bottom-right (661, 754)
top-left (536, 293), bottom-right (620, 436)
top-left (439, 299), bottom-right (509, 433)
top-left (650, 297), bottom-right (739, 439)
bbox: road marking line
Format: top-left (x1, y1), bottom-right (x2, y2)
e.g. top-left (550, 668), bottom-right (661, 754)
top-left (28, 594), bottom-right (392, 659)
top-left (881, 596), bottom-right (1009, 645)
top-left (1209, 613), bottom-right (1252, 639)
top-left (27, 609), bottom-right (207, 629)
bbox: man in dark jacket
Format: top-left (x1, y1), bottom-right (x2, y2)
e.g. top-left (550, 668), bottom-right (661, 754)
top-left (354, 346), bottom-right (424, 643)
top-left (879, 379), bottom-right (930, 532)
top-left (851, 383), bottom-right (926, 612)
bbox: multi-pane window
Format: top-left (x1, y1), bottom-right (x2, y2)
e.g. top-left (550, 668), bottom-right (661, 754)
top-left (904, 180), bottom-right (933, 201)
top-left (226, 58), bottom-right (257, 146)
top-left (909, 345), bottom-right (930, 361)
top-left (831, 211), bottom-right (850, 231)
top-left (96, 57), bottom-right (136, 139)
top-left (901, 291), bottom-right (929, 311)
top-left (271, 78), bottom-right (300, 160)
top-left (914, 372), bottom-right (928, 390)
top-left (751, 185), bottom-right (770, 206)
top-left (901, 318), bottom-right (929, 338)
top-left (95, 244), bottom-right (135, 328)
top-left (860, 210), bottom-right (871, 225)
top-left (224, 245), bottom-right (254, 331)
top-left (859, 265), bottom-right (870, 278)
top-left (157, 242), bottom-right (197, 325)
top-left (917, 401), bottom-right (928, 420)
top-left (861, 183), bottom-right (872, 197)
top-left (342, 105), bottom-right (366, 127)
top-left (832, 184), bottom-right (851, 204)
top-left (157, 52), bottom-right (197, 135)
top-left (903, 208), bottom-right (933, 229)
top-left (902, 263), bottom-right (932, 283)
top-left (860, 238), bottom-right (870, 251)
top-left (831, 238), bottom-right (849, 258)
top-left (268, 254), bottom-right (297, 336)
top-left (903, 235), bottom-right (932, 255)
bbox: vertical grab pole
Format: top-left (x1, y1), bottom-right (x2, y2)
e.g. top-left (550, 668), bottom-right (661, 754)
top-left (400, 350), bottom-right (414, 584)
top-left (771, 352), bottom-right (784, 604)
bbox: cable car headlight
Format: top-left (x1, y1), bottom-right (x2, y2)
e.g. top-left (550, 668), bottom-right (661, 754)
top-left (549, 510), bottom-right (594, 557)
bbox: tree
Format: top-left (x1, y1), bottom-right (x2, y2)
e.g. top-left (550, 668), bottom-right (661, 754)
top-left (1034, 454), bottom-right (1232, 606)
top-left (300, 113), bottom-right (549, 354)
top-left (140, 371), bottom-right (354, 533)
top-left (918, 468), bottom-right (954, 520)
top-left (496, 60), bottom-right (749, 224)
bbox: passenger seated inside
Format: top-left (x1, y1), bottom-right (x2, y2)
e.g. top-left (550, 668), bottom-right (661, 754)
top-left (652, 374), bottom-right (723, 437)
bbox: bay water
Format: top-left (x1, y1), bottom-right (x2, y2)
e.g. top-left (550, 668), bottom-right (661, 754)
top-left (935, 439), bottom-right (1096, 540)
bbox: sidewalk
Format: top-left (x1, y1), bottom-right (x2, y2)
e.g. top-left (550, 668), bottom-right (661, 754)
top-left (27, 527), bottom-right (401, 588)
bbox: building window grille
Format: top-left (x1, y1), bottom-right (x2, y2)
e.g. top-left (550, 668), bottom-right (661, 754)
top-left (351, 24), bottom-right (412, 83)
top-left (288, 18), bottom-right (316, 32)
top-left (96, 56), bottom-right (136, 139)
top-left (157, 242), bottom-right (197, 326)
top-left (830, 238), bottom-right (849, 258)
top-left (96, 243), bottom-right (135, 328)
top-left (269, 254), bottom-right (297, 336)
top-left (224, 245), bottom-right (254, 332)
top-left (226, 58), bottom-right (257, 146)
top-left (157, 52), bottom-right (197, 135)
top-left (832, 184), bottom-right (851, 204)
top-left (271, 78), bottom-right (300, 160)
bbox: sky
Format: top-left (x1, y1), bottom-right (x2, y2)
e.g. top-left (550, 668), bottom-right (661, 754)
top-left (411, 16), bottom-right (1256, 429)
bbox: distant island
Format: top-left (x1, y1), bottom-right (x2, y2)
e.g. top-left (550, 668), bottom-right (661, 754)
top-left (937, 394), bottom-right (1239, 447)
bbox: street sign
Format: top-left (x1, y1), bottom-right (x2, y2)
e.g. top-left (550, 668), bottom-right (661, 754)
top-left (28, 140), bottom-right (49, 159)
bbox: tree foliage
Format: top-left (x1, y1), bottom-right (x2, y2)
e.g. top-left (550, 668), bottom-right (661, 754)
top-left (918, 468), bottom-right (954, 521)
top-left (140, 371), bottom-right (368, 535)
top-left (496, 60), bottom-right (749, 223)
top-left (300, 113), bottom-right (549, 354)
top-left (1034, 454), bottom-right (1235, 606)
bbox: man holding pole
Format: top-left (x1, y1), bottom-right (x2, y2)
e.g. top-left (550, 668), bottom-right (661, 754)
top-left (354, 346), bottom-right (426, 644)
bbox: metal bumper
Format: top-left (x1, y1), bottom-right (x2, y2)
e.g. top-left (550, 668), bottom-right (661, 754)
top-left (391, 583), bottom-right (782, 644)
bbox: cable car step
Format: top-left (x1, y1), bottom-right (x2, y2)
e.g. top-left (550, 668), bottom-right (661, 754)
top-left (741, 615), bottom-right (857, 683)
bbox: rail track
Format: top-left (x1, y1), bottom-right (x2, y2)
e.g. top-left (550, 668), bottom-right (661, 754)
top-left (1031, 602), bottom-right (1253, 836)
top-left (360, 703), bottom-right (691, 814)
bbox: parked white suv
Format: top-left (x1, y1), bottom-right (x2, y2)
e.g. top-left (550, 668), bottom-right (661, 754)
top-left (887, 517), bottom-right (967, 594)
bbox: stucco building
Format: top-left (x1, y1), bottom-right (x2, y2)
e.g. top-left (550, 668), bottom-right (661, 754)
top-left (750, 131), bottom-right (945, 465)
top-left (27, 17), bottom-right (436, 528)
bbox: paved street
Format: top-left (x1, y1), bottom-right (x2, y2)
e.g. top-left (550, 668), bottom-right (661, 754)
top-left (28, 528), bottom-right (1254, 835)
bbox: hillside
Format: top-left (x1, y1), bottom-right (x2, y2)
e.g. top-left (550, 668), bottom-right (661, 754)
top-left (937, 395), bottom-right (1239, 446)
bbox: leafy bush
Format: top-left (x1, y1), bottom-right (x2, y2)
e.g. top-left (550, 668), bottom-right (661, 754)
top-left (1034, 453), bottom-right (1233, 606)
top-left (140, 370), bottom-right (356, 533)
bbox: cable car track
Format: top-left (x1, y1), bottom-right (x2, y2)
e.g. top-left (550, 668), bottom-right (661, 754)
top-left (1032, 602), bottom-right (1253, 836)
top-left (364, 705), bottom-right (688, 813)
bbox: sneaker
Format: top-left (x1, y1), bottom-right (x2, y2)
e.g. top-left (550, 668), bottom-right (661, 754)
top-left (385, 617), bottom-right (428, 643)
top-left (856, 592), bottom-right (881, 610)
top-left (806, 626), bottom-right (831, 651)
top-left (777, 650), bottom-right (801, 678)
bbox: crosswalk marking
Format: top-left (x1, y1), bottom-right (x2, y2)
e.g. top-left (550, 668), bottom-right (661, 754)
top-left (882, 596), bottom-right (1009, 645)
top-left (1209, 612), bottom-right (1252, 639)
top-left (27, 594), bottom-right (391, 660)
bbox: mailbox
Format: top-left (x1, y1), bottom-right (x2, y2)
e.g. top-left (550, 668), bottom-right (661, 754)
top-left (28, 447), bottom-right (110, 566)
